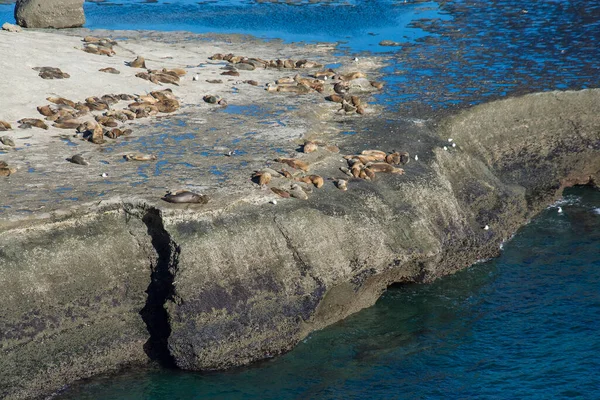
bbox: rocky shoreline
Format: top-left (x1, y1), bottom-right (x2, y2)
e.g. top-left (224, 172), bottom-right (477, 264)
top-left (0, 28), bottom-right (599, 399)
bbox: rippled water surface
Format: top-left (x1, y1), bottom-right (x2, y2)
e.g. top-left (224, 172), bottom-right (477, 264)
top-left (59, 187), bottom-right (600, 399)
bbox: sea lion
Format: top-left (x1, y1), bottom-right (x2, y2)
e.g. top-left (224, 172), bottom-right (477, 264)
top-left (101, 95), bottom-right (120, 105)
top-left (47, 97), bottom-right (77, 108)
top-left (271, 187), bottom-right (290, 198)
top-left (326, 94), bottom-right (347, 103)
top-left (118, 94), bottom-right (136, 101)
top-left (277, 84), bottom-right (311, 94)
top-left (309, 175), bottom-right (324, 188)
top-left (95, 116), bottom-right (119, 127)
top-left (99, 67), bottom-right (120, 74)
top-left (339, 72), bottom-right (366, 81)
top-left (53, 120), bottom-right (81, 129)
top-left (356, 105), bottom-right (366, 115)
top-left (34, 67), bottom-right (70, 79)
top-left (363, 168), bottom-right (376, 180)
top-left (252, 171), bottom-right (272, 186)
top-left (370, 81), bottom-right (384, 90)
top-left (361, 150), bottom-right (387, 158)
top-left (221, 70), bottom-right (240, 77)
top-left (351, 162), bottom-right (363, 178)
top-left (385, 152), bottom-right (401, 165)
top-left (106, 128), bottom-right (123, 139)
top-left (334, 82), bottom-right (349, 94)
top-left (203, 95), bottom-right (220, 104)
top-left (303, 141), bottom-right (318, 153)
top-left (37, 105), bottom-right (56, 117)
top-left (366, 162), bottom-right (404, 174)
top-left (280, 170), bottom-right (293, 179)
top-left (245, 80), bottom-right (259, 86)
top-left (277, 77), bottom-right (295, 84)
top-left (289, 184), bottom-right (308, 200)
top-left (68, 154), bottom-right (89, 165)
top-left (209, 53), bottom-right (224, 60)
top-left (128, 56), bottom-right (147, 68)
top-left (0, 163), bottom-right (17, 176)
top-left (345, 154), bottom-right (383, 164)
top-left (18, 118), bottom-right (48, 130)
top-left (162, 191), bottom-right (209, 204)
top-left (0, 120), bottom-right (11, 131)
top-left (156, 99), bottom-right (180, 113)
top-left (150, 89), bottom-right (176, 101)
top-left (276, 158), bottom-right (309, 171)
top-left (335, 179), bottom-right (348, 191)
top-left (124, 153), bottom-right (157, 161)
top-left (91, 123), bottom-right (105, 144)
top-left (206, 79), bottom-right (223, 84)
top-left (314, 69), bottom-right (336, 79)
top-left (0, 136), bottom-right (15, 147)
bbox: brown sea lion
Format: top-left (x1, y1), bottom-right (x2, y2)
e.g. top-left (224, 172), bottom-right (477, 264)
top-left (124, 153), bottom-right (157, 161)
top-left (18, 118), bottom-right (48, 130)
top-left (245, 80), bottom-right (259, 86)
top-left (303, 141), bottom-right (318, 153)
top-left (309, 175), bottom-right (324, 188)
top-left (366, 162), bottom-right (404, 174)
top-left (326, 94), bottom-right (346, 103)
top-left (221, 70), bottom-right (240, 77)
top-left (0, 164), bottom-right (17, 176)
top-left (105, 128), bottom-right (123, 139)
top-left (252, 171), bottom-right (272, 186)
top-left (0, 120), bottom-right (12, 131)
top-left (99, 67), bottom-right (120, 74)
top-left (34, 67), bottom-right (70, 79)
top-left (370, 81), bottom-right (384, 90)
top-left (162, 191), bottom-right (209, 204)
top-left (156, 99), bottom-right (180, 113)
top-left (47, 97), bottom-right (77, 108)
top-left (271, 187), bottom-right (290, 198)
top-left (53, 120), bottom-right (81, 129)
top-left (276, 158), bottom-right (309, 171)
top-left (37, 105), bottom-right (56, 117)
top-left (206, 79), bottom-right (223, 84)
top-left (361, 150), bottom-right (387, 158)
top-left (128, 56), bottom-right (147, 68)
top-left (339, 72), bottom-right (366, 81)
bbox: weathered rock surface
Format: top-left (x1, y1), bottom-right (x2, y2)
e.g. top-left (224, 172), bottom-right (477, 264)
top-left (14, 0), bottom-right (85, 29)
top-left (0, 89), bottom-right (599, 399)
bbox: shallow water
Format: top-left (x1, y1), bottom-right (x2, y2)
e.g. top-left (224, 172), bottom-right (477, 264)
top-left (58, 187), bottom-right (600, 399)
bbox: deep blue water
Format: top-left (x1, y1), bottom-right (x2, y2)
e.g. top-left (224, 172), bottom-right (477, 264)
top-left (59, 187), bottom-right (600, 398)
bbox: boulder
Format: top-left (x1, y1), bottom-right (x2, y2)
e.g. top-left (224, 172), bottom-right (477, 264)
top-left (14, 0), bottom-right (85, 29)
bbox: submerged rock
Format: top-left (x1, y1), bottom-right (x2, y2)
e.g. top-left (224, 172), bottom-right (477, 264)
top-left (14, 0), bottom-right (85, 29)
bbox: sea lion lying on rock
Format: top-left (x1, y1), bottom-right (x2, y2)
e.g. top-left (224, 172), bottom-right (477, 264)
top-left (162, 190), bottom-right (209, 204)
top-left (0, 121), bottom-right (12, 131)
top-left (34, 67), bottom-right (70, 79)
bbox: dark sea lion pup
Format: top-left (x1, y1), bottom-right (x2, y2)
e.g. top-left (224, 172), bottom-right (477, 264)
top-left (162, 190), bottom-right (209, 204)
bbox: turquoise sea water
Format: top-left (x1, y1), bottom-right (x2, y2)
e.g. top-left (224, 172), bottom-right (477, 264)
top-left (59, 187), bottom-right (600, 398)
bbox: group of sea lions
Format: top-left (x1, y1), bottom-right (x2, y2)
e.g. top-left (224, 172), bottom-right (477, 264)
top-left (250, 139), bottom-right (410, 199)
top-left (209, 53), bottom-right (323, 70)
top-left (34, 66), bottom-right (70, 80)
top-left (82, 36), bottom-right (117, 57)
top-left (208, 52), bottom-right (383, 116)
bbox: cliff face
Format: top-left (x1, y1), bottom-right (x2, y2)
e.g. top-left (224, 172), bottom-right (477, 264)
top-left (1, 89), bottom-right (599, 399)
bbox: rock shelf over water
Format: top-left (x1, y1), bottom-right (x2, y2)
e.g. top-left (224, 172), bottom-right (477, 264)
top-left (0, 29), bottom-right (599, 400)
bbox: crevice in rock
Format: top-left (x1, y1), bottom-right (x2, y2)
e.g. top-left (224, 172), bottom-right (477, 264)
top-left (139, 207), bottom-right (179, 368)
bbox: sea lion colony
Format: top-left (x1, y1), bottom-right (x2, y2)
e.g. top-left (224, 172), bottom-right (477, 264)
top-left (0, 35), bottom-right (413, 204)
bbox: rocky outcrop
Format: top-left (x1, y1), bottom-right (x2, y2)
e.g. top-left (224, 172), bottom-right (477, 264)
top-left (14, 0), bottom-right (85, 29)
top-left (0, 89), bottom-right (598, 399)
